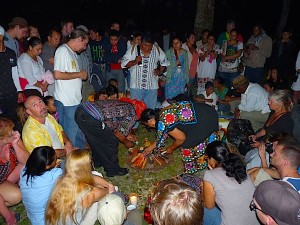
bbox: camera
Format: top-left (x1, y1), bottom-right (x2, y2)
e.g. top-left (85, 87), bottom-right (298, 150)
top-left (265, 142), bottom-right (274, 154)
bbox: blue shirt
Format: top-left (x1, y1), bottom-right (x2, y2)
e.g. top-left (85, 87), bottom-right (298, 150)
top-left (20, 167), bottom-right (63, 225)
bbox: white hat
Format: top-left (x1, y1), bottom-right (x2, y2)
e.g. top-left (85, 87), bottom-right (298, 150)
top-left (0, 26), bottom-right (4, 36)
top-left (97, 193), bottom-right (126, 225)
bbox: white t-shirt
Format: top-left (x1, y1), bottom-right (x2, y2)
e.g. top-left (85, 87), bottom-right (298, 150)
top-left (54, 44), bottom-right (82, 106)
top-left (43, 118), bottom-right (63, 149)
top-left (198, 90), bottom-right (218, 110)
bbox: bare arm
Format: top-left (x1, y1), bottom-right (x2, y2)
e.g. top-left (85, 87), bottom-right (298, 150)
top-left (11, 131), bottom-right (29, 165)
top-left (166, 128), bottom-right (186, 154)
top-left (54, 70), bottom-right (87, 80)
top-left (202, 180), bottom-right (216, 209)
top-left (92, 175), bottom-right (115, 193)
top-left (124, 56), bottom-right (142, 68)
top-left (81, 187), bottom-right (109, 209)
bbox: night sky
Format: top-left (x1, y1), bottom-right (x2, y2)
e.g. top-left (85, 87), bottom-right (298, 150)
top-left (1, 0), bottom-right (299, 42)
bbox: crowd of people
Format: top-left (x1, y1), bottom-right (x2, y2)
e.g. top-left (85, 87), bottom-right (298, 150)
top-left (0, 15), bottom-right (300, 225)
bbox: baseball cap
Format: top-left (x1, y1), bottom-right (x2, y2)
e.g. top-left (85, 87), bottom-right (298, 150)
top-left (0, 26), bottom-right (4, 36)
top-left (8, 17), bottom-right (28, 27)
top-left (254, 180), bottom-right (300, 225)
top-left (97, 193), bottom-right (126, 225)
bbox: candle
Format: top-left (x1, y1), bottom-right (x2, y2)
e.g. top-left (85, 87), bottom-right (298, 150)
top-left (129, 194), bottom-right (138, 207)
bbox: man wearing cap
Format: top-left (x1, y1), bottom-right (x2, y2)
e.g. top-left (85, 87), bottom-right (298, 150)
top-left (4, 17), bottom-right (28, 58)
top-left (233, 75), bottom-right (270, 131)
top-left (0, 25), bottom-right (23, 125)
top-left (252, 180), bottom-right (300, 225)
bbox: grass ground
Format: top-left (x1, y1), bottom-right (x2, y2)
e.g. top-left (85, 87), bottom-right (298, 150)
top-left (4, 126), bottom-right (188, 225)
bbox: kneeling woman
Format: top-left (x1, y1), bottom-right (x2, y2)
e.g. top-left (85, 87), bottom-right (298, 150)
top-left (141, 101), bottom-right (219, 174)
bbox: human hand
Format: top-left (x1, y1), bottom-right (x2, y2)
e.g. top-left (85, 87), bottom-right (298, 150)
top-left (258, 142), bottom-right (266, 158)
top-left (127, 133), bottom-right (137, 142)
top-left (165, 147), bottom-right (174, 155)
top-left (207, 99), bottom-right (213, 103)
top-left (79, 71), bottom-right (88, 80)
top-left (135, 55), bottom-right (142, 64)
top-left (64, 141), bottom-right (74, 155)
top-left (40, 82), bottom-right (48, 92)
top-left (234, 108), bottom-right (240, 119)
top-left (250, 141), bottom-right (261, 148)
top-left (153, 69), bottom-right (160, 76)
top-left (11, 131), bottom-right (20, 145)
top-left (143, 146), bottom-right (153, 156)
top-left (248, 135), bottom-right (257, 142)
top-left (108, 183), bottom-right (115, 193)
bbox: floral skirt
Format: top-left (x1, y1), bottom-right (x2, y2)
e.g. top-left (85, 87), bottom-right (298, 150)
top-left (181, 132), bottom-right (220, 174)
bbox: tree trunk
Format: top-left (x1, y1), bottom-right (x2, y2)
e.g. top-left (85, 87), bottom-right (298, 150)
top-left (194, 0), bottom-right (215, 40)
top-left (276, 0), bottom-right (292, 39)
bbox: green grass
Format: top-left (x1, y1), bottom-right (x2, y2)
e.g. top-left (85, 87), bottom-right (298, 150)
top-left (5, 126), bottom-right (186, 225)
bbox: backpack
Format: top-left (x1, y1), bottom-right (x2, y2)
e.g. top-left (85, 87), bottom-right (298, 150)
top-left (226, 119), bottom-right (255, 156)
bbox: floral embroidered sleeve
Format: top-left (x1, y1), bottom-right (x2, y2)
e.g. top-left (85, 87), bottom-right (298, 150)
top-left (155, 101), bottom-right (197, 153)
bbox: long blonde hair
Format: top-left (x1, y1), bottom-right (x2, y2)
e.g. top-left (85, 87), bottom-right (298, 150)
top-left (46, 150), bottom-right (94, 225)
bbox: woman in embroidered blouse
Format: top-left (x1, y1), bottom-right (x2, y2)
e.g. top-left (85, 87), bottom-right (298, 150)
top-left (17, 36), bottom-right (52, 97)
top-left (140, 101), bottom-right (219, 174)
top-left (0, 117), bottom-right (29, 225)
top-left (164, 36), bottom-right (189, 100)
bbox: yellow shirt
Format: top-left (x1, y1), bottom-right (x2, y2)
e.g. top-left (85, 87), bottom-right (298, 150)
top-left (22, 114), bottom-right (64, 153)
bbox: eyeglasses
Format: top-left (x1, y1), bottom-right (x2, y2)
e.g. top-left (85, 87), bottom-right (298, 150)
top-left (249, 200), bottom-right (277, 223)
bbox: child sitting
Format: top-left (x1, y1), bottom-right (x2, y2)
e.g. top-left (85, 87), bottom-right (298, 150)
top-left (43, 96), bottom-right (59, 122)
top-left (194, 81), bottom-right (218, 110)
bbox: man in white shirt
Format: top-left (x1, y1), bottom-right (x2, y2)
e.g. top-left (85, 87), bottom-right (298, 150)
top-left (121, 32), bottom-right (169, 109)
top-left (53, 28), bottom-right (88, 149)
top-left (233, 75), bottom-right (270, 131)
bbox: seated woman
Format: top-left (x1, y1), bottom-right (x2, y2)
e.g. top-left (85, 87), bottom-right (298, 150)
top-left (141, 100), bottom-right (219, 174)
top-left (202, 141), bottom-right (259, 225)
top-left (0, 117), bottom-right (29, 225)
top-left (20, 146), bottom-right (62, 225)
top-left (150, 179), bottom-right (203, 225)
top-left (46, 149), bottom-right (115, 225)
top-left (246, 89), bottom-right (294, 169)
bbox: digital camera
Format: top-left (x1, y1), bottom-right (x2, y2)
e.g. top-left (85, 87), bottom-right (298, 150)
top-left (265, 142), bottom-right (274, 154)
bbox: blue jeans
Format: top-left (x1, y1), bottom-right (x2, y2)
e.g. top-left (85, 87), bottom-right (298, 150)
top-left (130, 88), bottom-right (158, 109)
top-left (244, 66), bottom-right (265, 85)
top-left (55, 100), bottom-right (85, 149)
top-left (217, 71), bottom-right (239, 89)
top-left (203, 207), bottom-right (221, 225)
